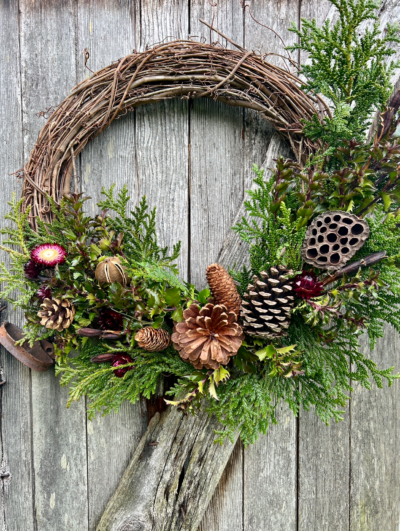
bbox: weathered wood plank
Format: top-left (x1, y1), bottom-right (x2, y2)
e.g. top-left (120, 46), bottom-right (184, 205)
top-left (298, 410), bottom-right (350, 531)
top-left (19, 1), bottom-right (89, 529)
top-left (350, 329), bottom-right (400, 531)
top-left (0, 2), bottom-right (35, 530)
top-left (76, 3), bottom-right (145, 530)
top-left (135, 0), bottom-right (190, 279)
top-left (242, 4), bottom-right (299, 530)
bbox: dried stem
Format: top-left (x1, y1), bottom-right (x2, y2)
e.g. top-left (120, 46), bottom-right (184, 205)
top-left (322, 251), bottom-right (387, 286)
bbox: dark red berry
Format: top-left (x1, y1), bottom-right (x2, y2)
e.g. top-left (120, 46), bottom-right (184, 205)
top-left (294, 271), bottom-right (324, 299)
top-left (99, 309), bottom-right (124, 331)
top-left (37, 286), bottom-right (52, 301)
top-left (24, 260), bottom-right (42, 279)
top-left (111, 354), bottom-right (134, 378)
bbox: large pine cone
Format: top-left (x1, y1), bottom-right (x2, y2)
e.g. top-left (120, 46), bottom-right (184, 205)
top-left (172, 303), bottom-right (244, 370)
top-left (38, 298), bottom-right (76, 332)
top-left (135, 327), bottom-right (171, 352)
top-left (240, 266), bottom-right (295, 338)
top-left (206, 263), bottom-right (241, 316)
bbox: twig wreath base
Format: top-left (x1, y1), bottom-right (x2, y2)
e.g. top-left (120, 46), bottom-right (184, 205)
top-left (20, 39), bottom-right (329, 229)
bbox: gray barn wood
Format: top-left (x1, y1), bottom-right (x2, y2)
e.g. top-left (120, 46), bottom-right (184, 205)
top-left (0, 1), bottom-right (399, 530)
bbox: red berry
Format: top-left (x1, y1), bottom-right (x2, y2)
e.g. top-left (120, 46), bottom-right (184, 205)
top-left (31, 244), bottom-right (67, 267)
top-left (24, 260), bottom-right (43, 279)
top-left (111, 354), bottom-right (134, 378)
top-left (99, 309), bottom-right (124, 331)
top-left (37, 286), bottom-right (52, 301)
top-left (294, 271), bottom-right (324, 299)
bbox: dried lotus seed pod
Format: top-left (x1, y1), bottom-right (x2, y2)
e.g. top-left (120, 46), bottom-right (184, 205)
top-left (95, 256), bottom-right (127, 286)
top-left (302, 211), bottom-right (369, 270)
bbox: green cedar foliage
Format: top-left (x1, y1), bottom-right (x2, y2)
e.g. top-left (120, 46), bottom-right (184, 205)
top-left (288, 0), bottom-right (400, 148)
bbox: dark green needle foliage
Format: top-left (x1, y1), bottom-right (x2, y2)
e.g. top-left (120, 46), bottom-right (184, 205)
top-left (288, 0), bottom-right (400, 148)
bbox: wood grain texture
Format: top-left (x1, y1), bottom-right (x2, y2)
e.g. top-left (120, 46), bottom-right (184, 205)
top-left (97, 407), bottom-right (239, 531)
top-left (76, 4), bottom-right (145, 530)
top-left (298, 410), bottom-right (350, 531)
top-left (350, 329), bottom-right (400, 531)
top-left (0, 2), bottom-right (34, 530)
top-left (19, 1), bottom-right (89, 529)
top-left (244, 402), bottom-right (297, 531)
top-left (135, 0), bottom-right (189, 280)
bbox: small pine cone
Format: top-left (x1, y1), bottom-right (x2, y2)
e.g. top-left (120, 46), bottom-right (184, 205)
top-left (206, 263), bottom-right (241, 316)
top-left (135, 327), bottom-right (171, 352)
top-left (241, 266), bottom-right (295, 339)
top-left (172, 303), bottom-right (244, 370)
top-left (38, 298), bottom-right (75, 332)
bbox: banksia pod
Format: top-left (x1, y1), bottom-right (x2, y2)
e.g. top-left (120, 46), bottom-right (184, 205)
top-left (206, 263), bottom-right (241, 316)
top-left (95, 256), bottom-right (127, 286)
top-left (172, 303), bottom-right (244, 370)
top-left (38, 298), bottom-right (76, 332)
top-left (240, 266), bottom-right (295, 339)
top-left (135, 327), bottom-right (171, 352)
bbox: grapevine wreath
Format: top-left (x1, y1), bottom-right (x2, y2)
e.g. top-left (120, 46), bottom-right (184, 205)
top-left (1, 0), bottom-right (400, 446)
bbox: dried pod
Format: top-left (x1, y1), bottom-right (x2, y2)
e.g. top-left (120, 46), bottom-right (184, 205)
top-left (135, 327), bottom-right (171, 352)
top-left (206, 263), bottom-right (241, 316)
top-left (90, 353), bottom-right (114, 363)
top-left (77, 328), bottom-right (102, 337)
top-left (302, 211), bottom-right (369, 270)
top-left (95, 256), bottom-right (127, 286)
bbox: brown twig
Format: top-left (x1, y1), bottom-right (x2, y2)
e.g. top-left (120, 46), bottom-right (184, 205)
top-left (322, 251), bottom-right (387, 286)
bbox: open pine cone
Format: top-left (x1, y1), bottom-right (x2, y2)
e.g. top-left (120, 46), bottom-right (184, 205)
top-left (172, 303), bottom-right (244, 370)
top-left (38, 298), bottom-right (75, 332)
top-left (240, 266), bottom-right (295, 338)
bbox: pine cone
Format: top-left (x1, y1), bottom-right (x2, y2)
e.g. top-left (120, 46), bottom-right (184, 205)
top-left (206, 263), bottom-right (241, 316)
top-left (135, 327), bottom-right (171, 352)
top-left (38, 298), bottom-right (76, 332)
top-left (172, 303), bottom-right (244, 370)
top-left (240, 266), bottom-right (295, 338)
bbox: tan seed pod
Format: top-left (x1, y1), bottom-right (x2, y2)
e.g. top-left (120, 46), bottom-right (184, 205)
top-left (206, 263), bottom-right (241, 316)
top-left (95, 256), bottom-right (127, 286)
top-left (135, 327), bottom-right (171, 352)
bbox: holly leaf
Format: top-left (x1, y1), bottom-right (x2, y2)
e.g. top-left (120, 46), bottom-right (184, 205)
top-left (208, 378), bottom-right (219, 401)
top-left (165, 287), bottom-right (181, 307)
top-left (255, 344), bottom-right (276, 361)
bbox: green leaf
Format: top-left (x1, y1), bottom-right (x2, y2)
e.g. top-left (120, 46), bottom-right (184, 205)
top-left (381, 191), bottom-right (392, 212)
top-left (171, 307), bottom-right (184, 322)
top-left (165, 287), bottom-right (181, 307)
top-left (208, 378), bottom-right (219, 401)
top-left (255, 344), bottom-right (276, 361)
top-left (198, 288), bottom-right (211, 304)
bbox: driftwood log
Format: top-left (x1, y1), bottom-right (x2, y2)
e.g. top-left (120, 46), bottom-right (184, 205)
top-left (97, 407), bottom-right (239, 531)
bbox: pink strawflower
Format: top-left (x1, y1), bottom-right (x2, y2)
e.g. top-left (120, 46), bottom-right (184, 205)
top-left (31, 244), bottom-right (67, 267)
